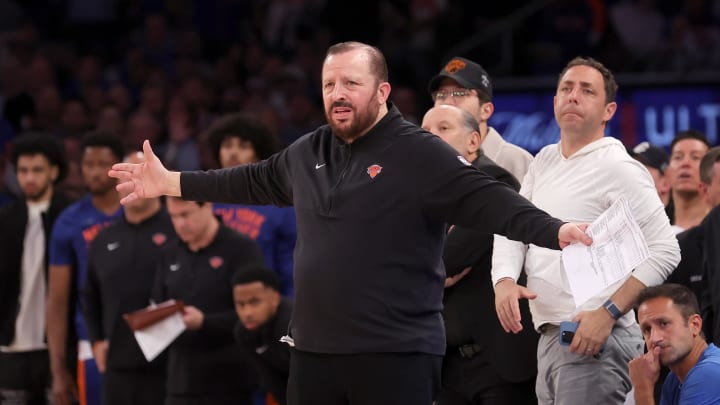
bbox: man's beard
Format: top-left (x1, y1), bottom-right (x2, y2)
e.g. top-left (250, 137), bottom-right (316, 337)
top-left (22, 182), bottom-right (51, 202)
top-left (326, 97), bottom-right (380, 143)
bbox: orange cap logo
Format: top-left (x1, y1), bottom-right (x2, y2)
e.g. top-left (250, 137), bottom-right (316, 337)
top-left (444, 59), bottom-right (466, 74)
top-left (367, 164), bottom-right (383, 179)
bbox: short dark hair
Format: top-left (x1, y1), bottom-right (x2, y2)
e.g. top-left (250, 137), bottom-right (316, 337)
top-left (636, 283), bottom-right (700, 323)
top-left (700, 146), bottom-right (720, 185)
top-left (166, 195), bottom-right (205, 207)
top-left (559, 56), bottom-right (618, 104)
top-left (206, 113), bottom-right (278, 164)
top-left (670, 129), bottom-right (710, 154)
top-left (325, 41), bottom-right (388, 83)
top-left (80, 131), bottom-right (125, 162)
top-left (231, 264), bottom-right (280, 292)
top-left (10, 132), bottom-right (68, 184)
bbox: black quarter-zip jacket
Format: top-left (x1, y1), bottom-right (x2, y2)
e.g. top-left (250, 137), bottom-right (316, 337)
top-left (83, 208), bottom-right (175, 370)
top-left (182, 103), bottom-right (564, 356)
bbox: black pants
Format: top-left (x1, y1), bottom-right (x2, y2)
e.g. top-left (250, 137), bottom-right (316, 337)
top-left (436, 348), bottom-right (536, 405)
top-left (287, 350), bottom-right (442, 405)
top-left (0, 350), bottom-right (50, 405)
top-left (103, 368), bottom-right (165, 405)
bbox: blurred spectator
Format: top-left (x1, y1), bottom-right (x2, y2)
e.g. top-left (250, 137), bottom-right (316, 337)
top-left (665, 129), bottom-right (711, 232)
top-left (138, 82), bottom-right (167, 120)
top-left (609, 0), bottom-right (666, 69)
top-left (219, 86), bottom-right (244, 114)
top-left (106, 83), bottom-right (131, 116)
top-left (95, 104), bottom-right (125, 138)
top-left (32, 85), bottom-right (63, 132)
top-left (125, 110), bottom-right (163, 151)
top-left (58, 98), bottom-right (91, 139)
top-left (23, 54), bottom-right (56, 96)
top-left (278, 93), bottom-right (323, 147)
top-left (140, 13), bottom-right (176, 77)
top-left (206, 113), bottom-right (297, 296)
top-left (391, 85), bottom-right (421, 125)
top-left (528, 0), bottom-right (607, 74)
top-left (158, 95), bottom-right (201, 171)
top-left (668, 0), bottom-right (720, 70)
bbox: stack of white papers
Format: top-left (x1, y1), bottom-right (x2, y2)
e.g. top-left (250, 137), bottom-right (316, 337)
top-left (562, 196), bottom-right (650, 307)
top-left (134, 312), bottom-right (186, 362)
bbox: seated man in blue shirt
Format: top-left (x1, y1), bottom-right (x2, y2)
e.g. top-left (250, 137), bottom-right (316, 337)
top-left (629, 283), bottom-right (720, 404)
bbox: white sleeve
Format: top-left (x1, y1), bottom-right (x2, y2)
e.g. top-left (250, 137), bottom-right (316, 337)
top-left (612, 162), bottom-right (680, 286)
top-left (491, 157), bottom-right (536, 287)
top-left (491, 234), bottom-right (527, 287)
top-left (630, 201), bottom-right (680, 286)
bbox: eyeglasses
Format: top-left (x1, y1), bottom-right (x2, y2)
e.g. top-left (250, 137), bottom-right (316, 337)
top-left (431, 89), bottom-right (474, 102)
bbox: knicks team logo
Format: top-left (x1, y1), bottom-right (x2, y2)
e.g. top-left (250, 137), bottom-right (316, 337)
top-left (209, 256), bottom-right (224, 269)
top-left (152, 233), bottom-right (167, 246)
top-left (444, 59), bottom-right (466, 74)
top-left (367, 164), bottom-right (383, 179)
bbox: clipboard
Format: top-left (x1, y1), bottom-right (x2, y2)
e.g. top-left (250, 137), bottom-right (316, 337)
top-left (123, 299), bottom-right (185, 332)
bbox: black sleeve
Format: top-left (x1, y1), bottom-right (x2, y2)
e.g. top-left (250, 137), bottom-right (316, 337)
top-left (83, 242), bottom-right (104, 343)
top-left (701, 208), bottom-right (720, 343)
top-left (443, 228), bottom-right (492, 277)
top-left (416, 136), bottom-right (563, 250)
top-left (181, 148), bottom-right (293, 206)
top-left (443, 159), bottom-right (521, 276)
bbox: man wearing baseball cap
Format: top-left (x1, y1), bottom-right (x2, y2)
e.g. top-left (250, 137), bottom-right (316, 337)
top-left (629, 141), bottom-right (670, 206)
top-left (429, 57), bottom-right (533, 181)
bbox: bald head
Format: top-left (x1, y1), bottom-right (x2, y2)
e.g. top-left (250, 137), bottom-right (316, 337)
top-left (421, 104), bottom-right (481, 161)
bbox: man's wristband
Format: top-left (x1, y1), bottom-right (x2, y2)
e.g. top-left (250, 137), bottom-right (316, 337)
top-left (603, 299), bottom-right (623, 320)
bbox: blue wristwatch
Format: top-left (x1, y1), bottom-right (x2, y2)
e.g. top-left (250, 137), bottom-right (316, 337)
top-left (603, 299), bottom-right (622, 320)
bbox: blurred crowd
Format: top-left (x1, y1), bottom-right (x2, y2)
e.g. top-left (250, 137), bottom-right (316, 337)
top-left (1, 0), bottom-right (720, 200)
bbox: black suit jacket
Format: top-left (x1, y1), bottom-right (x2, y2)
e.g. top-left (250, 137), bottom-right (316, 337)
top-left (0, 192), bottom-right (70, 345)
top-left (701, 206), bottom-right (720, 344)
top-left (666, 225), bottom-right (704, 301)
top-left (442, 153), bottom-right (538, 383)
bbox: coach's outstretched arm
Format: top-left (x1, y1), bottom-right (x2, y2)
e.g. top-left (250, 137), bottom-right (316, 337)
top-left (109, 140), bottom-right (181, 204)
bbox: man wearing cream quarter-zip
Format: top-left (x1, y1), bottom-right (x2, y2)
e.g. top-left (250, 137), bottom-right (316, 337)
top-left (492, 57), bottom-right (680, 404)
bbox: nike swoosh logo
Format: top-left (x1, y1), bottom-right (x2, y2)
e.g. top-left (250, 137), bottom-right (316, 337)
top-left (315, 163), bottom-right (326, 169)
top-left (107, 242), bottom-right (120, 251)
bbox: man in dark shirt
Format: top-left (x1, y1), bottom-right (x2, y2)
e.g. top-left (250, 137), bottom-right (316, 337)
top-left (423, 105), bottom-right (537, 404)
top-left (110, 41), bottom-right (591, 405)
top-left (83, 151), bottom-right (175, 405)
top-left (153, 197), bottom-right (264, 405)
top-left (0, 133), bottom-right (69, 405)
top-left (232, 265), bottom-right (292, 405)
